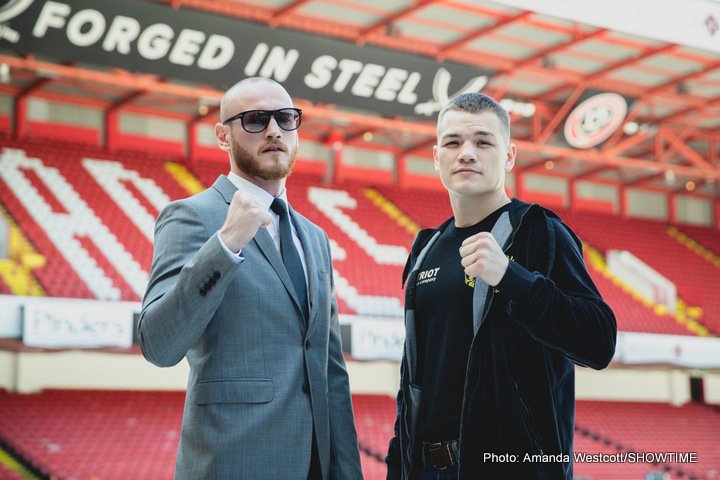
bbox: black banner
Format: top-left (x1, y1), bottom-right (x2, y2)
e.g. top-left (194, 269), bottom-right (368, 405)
top-left (0, 0), bottom-right (494, 118)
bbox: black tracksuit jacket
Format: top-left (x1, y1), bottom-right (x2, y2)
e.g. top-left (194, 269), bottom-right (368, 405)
top-left (386, 198), bottom-right (617, 479)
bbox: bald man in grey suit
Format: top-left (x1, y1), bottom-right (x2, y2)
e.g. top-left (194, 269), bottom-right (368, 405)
top-left (138, 77), bottom-right (363, 480)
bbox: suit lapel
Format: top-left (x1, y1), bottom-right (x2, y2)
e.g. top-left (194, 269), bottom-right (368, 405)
top-left (290, 208), bottom-right (319, 336)
top-left (213, 175), bottom-right (306, 322)
top-left (253, 227), bottom-right (301, 313)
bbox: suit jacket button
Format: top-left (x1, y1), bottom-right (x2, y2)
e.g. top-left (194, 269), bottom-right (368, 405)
top-left (199, 288), bottom-right (206, 296)
top-left (213, 271), bottom-right (221, 279)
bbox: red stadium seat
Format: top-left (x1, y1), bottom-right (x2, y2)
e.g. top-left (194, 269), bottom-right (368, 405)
top-left (1, 136), bottom-right (717, 334)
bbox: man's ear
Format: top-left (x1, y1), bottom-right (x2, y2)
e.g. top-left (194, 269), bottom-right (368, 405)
top-left (216, 123), bottom-right (231, 152)
top-left (433, 145), bottom-right (439, 172)
top-left (505, 143), bottom-right (517, 172)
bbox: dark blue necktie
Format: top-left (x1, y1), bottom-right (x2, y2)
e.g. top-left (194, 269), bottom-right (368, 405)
top-left (270, 198), bottom-right (309, 321)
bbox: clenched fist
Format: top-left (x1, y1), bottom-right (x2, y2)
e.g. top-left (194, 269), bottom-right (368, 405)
top-left (219, 191), bottom-right (272, 253)
top-left (459, 232), bottom-right (508, 287)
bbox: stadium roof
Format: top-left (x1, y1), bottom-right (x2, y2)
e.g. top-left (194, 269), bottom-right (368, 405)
top-left (1, 0), bottom-right (720, 199)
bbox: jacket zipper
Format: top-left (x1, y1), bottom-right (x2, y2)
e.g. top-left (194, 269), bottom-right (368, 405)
top-left (513, 380), bottom-right (545, 456)
top-left (509, 207), bottom-right (545, 458)
top-left (401, 379), bottom-right (412, 476)
top-left (457, 205), bottom-right (530, 474)
top-left (457, 292), bottom-right (494, 465)
top-left (502, 203), bottom-right (529, 254)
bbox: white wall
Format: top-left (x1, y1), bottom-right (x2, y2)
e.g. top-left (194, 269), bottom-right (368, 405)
top-left (4, 347), bottom-right (720, 408)
top-left (675, 195), bottom-right (713, 225)
top-left (576, 366), bottom-right (691, 405)
top-left (119, 112), bottom-right (185, 142)
top-left (4, 350), bottom-right (189, 393)
top-left (0, 94), bottom-right (12, 116)
top-left (28, 98), bottom-right (102, 129)
top-left (525, 173), bottom-right (568, 198)
top-left (195, 123), bottom-right (217, 147)
top-left (406, 155), bottom-right (435, 175)
top-left (627, 189), bottom-right (667, 220)
top-left (346, 360), bottom-right (400, 396)
top-left (577, 181), bottom-right (618, 210)
top-left (298, 139), bottom-right (331, 164)
top-left (703, 372), bottom-right (720, 404)
top-left (343, 146), bottom-right (394, 170)
top-left (0, 350), bottom-right (16, 391)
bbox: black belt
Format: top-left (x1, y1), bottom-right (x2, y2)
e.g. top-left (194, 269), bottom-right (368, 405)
top-left (422, 440), bottom-right (458, 470)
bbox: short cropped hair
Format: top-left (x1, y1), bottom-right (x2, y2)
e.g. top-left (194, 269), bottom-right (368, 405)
top-left (220, 77), bottom-right (284, 122)
top-left (437, 92), bottom-right (511, 145)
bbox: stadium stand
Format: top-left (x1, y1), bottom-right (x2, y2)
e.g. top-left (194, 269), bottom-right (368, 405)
top-left (1, 1), bottom-right (720, 479)
top-left (0, 96), bottom-right (718, 480)
top-left (374, 185), bottom-right (711, 336)
top-left (0, 389), bottom-right (181, 480)
top-left (2, 390), bottom-right (719, 480)
top-left (560, 209), bottom-right (720, 335)
top-left (352, 394), bottom-right (397, 461)
top-left (673, 225), bottom-right (720, 261)
top-left (572, 433), bottom-right (674, 480)
top-left (0, 139), bottom-right (190, 301)
top-left (2, 138), bottom-right (718, 330)
top-left (588, 268), bottom-right (697, 336)
top-left (372, 184), bottom-right (451, 230)
top-left (359, 451), bottom-right (387, 480)
top-left (377, 180), bottom-right (717, 337)
top-left (575, 400), bottom-right (720, 480)
top-left (0, 463), bottom-right (22, 480)
top-left (1, 133), bottom-right (719, 478)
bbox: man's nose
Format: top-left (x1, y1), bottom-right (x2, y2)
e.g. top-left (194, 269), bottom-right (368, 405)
top-left (265, 116), bottom-right (282, 139)
top-left (458, 141), bottom-right (477, 162)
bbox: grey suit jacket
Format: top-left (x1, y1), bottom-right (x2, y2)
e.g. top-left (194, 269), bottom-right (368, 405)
top-left (138, 175), bottom-right (363, 480)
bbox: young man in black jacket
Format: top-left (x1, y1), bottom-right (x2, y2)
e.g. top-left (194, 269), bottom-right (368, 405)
top-left (385, 92), bottom-right (617, 480)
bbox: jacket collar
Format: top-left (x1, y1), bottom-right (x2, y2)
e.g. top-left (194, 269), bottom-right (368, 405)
top-left (402, 198), bottom-right (536, 286)
top-left (410, 198), bottom-right (536, 256)
top-left (212, 175), bottom-right (236, 205)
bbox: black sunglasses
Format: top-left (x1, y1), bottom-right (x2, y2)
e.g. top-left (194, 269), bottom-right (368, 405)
top-left (222, 108), bottom-right (302, 133)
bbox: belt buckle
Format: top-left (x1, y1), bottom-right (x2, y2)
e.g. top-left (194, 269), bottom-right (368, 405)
top-left (426, 441), bottom-right (455, 470)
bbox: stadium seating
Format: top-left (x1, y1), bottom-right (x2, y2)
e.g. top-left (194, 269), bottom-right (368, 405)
top-left (2, 137), bottom-right (720, 480)
top-left (1, 137), bottom-right (718, 333)
top-left (0, 463), bottom-right (23, 480)
top-left (360, 451), bottom-right (387, 480)
top-left (0, 139), bottom-right (188, 301)
top-left (677, 224), bottom-right (720, 257)
top-left (1, 390), bottom-right (718, 480)
top-left (373, 185), bottom-right (712, 336)
top-left (0, 389), bottom-right (394, 480)
top-left (372, 183), bottom-right (451, 229)
top-left (0, 389), bottom-right (182, 480)
top-left (572, 432), bottom-right (673, 479)
top-left (587, 262), bottom-right (696, 336)
top-left (560, 209), bottom-right (720, 335)
top-left (352, 394), bottom-right (720, 479)
top-left (576, 400), bottom-right (720, 480)
top-left (352, 394), bottom-right (397, 460)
